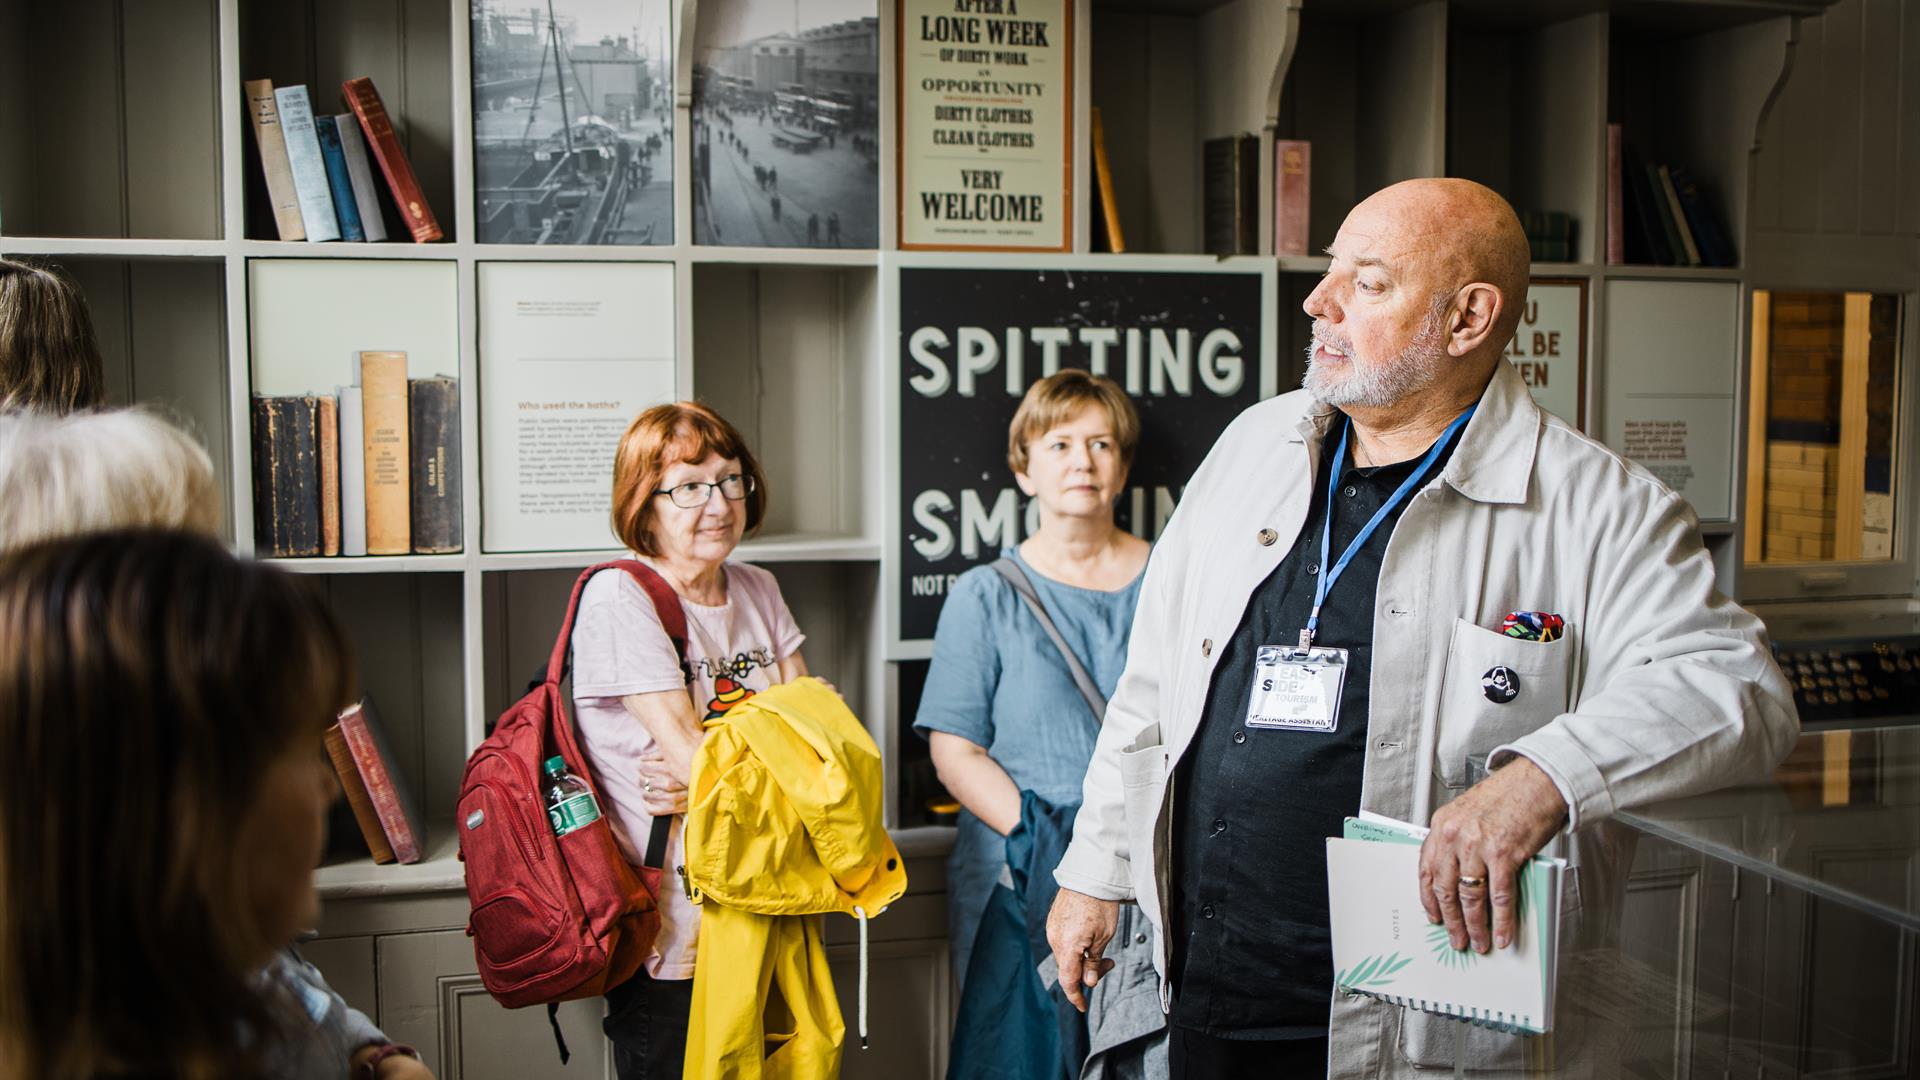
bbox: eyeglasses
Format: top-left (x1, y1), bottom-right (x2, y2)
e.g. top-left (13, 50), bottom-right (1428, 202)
top-left (654, 473), bottom-right (754, 508)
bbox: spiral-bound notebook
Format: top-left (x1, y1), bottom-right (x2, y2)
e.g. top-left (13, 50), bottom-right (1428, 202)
top-left (1326, 815), bottom-right (1565, 1034)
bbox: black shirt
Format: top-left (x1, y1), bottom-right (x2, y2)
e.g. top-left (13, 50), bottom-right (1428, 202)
top-left (1168, 417), bottom-right (1464, 1038)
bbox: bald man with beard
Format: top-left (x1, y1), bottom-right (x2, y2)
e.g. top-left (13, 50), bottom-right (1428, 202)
top-left (1043, 179), bottom-right (1797, 1078)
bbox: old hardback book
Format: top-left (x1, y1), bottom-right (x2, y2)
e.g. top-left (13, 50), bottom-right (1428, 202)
top-left (316, 394), bottom-right (341, 556)
top-left (333, 113), bottom-right (389, 243)
top-left (250, 395), bottom-right (322, 557)
top-left (1657, 165), bottom-right (1702, 266)
top-left (1090, 107), bottom-right (1125, 254)
top-left (1202, 134), bottom-right (1259, 256)
top-left (1274, 138), bottom-right (1311, 257)
top-left (272, 85), bottom-right (341, 243)
top-left (338, 384), bottom-right (368, 556)
top-left (323, 720), bottom-right (395, 864)
top-left (408, 376), bottom-right (462, 553)
top-left (336, 697), bottom-right (423, 864)
top-left (242, 79), bottom-right (306, 241)
top-left (313, 115), bottom-right (365, 242)
top-left (1669, 167), bottom-right (1734, 267)
top-left (342, 77), bottom-right (443, 243)
top-left (359, 351), bottom-right (411, 555)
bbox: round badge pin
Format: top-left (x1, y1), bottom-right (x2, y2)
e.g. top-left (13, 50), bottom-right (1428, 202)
top-left (1481, 666), bottom-right (1520, 704)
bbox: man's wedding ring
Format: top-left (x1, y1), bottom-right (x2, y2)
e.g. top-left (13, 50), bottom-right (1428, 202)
top-left (1457, 874), bottom-right (1487, 889)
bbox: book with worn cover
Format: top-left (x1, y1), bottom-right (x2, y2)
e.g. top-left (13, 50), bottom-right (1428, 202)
top-left (243, 79), bottom-right (306, 241)
top-left (342, 77), bottom-right (443, 243)
top-left (336, 697), bottom-right (423, 864)
top-left (1202, 134), bottom-right (1259, 256)
top-left (338, 384), bottom-right (368, 556)
top-left (272, 85), bottom-right (341, 243)
top-left (1274, 139), bottom-right (1311, 257)
top-left (333, 113), bottom-right (389, 243)
top-left (313, 115), bottom-right (365, 242)
top-left (359, 351), bottom-right (411, 555)
top-left (249, 395), bottom-right (322, 557)
top-left (1669, 167), bottom-right (1734, 267)
top-left (1328, 814), bottom-right (1565, 1034)
top-left (408, 376), bottom-right (461, 553)
top-left (1656, 165), bottom-right (1702, 266)
top-left (316, 393), bottom-right (341, 555)
top-left (323, 720), bottom-right (395, 864)
top-left (1605, 124), bottom-right (1624, 265)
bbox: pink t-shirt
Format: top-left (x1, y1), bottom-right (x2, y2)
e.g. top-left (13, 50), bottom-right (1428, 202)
top-left (570, 559), bottom-right (805, 979)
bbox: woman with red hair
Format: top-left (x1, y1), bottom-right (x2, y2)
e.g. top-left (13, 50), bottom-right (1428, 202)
top-left (573, 401), bottom-right (812, 1078)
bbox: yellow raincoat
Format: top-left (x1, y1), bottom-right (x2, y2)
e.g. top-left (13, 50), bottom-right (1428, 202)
top-left (682, 676), bottom-right (907, 1080)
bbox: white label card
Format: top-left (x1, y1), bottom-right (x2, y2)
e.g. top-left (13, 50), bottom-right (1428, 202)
top-left (1247, 644), bottom-right (1349, 732)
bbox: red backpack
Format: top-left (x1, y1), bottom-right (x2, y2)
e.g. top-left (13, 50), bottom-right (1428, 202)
top-left (457, 560), bottom-right (686, 1058)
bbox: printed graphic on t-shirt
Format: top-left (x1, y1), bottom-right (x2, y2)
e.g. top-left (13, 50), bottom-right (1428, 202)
top-left (693, 648), bottom-right (776, 682)
top-left (705, 676), bottom-right (756, 719)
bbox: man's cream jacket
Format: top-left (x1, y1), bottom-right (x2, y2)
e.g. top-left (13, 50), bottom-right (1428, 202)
top-left (1053, 360), bottom-right (1798, 1076)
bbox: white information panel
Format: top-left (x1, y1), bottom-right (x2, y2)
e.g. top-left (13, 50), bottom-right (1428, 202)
top-left (478, 262), bottom-right (676, 552)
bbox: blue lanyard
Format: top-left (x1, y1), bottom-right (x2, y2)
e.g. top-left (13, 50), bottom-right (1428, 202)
top-left (1302, 407), bottom-right (1476, 648)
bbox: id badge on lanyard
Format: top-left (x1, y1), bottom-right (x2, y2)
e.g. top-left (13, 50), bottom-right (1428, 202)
top-left (1247, 644), bottom-right (1349, 732)
top-left (1240, 407), bottom-right (1475, 737)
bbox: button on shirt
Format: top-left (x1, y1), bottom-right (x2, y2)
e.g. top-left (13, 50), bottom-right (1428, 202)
top-left (1169, 420), bottom-right (1464, 1038)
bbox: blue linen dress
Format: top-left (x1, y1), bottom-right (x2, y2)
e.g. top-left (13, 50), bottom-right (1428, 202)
top-left (913, 546), bottom-right (1145, 991)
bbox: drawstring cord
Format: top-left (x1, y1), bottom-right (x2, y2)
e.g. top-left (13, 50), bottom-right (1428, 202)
top-left (853, 905), bottom-right (870, 1050)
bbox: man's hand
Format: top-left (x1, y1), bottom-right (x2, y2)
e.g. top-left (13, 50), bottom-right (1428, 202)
top-left (1417, 756), bottom-right (1568, 954)
top-left (1046, 888), bottom-right (1120, 1013)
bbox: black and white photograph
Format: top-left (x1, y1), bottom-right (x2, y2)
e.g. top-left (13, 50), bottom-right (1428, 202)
top-left (471, 0), bottom-right (673, 245)
top-left (693, 0), bottom-right (880, 248)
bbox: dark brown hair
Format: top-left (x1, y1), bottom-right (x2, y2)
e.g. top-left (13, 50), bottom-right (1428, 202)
top-left (0, 531), bottom-right (354, 1078)
top-left (0, 259), bottom-right (107, 414)
top-left (1006, 369), bottom-right (1142, 476)
top-left (610, 401), bottom-right (768, 556)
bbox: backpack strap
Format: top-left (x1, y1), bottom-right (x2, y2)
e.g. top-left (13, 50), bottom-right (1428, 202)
top-left (543, 559), bottom-right (686, 871)
top-left (990, 558), bottom-right (1108, 726)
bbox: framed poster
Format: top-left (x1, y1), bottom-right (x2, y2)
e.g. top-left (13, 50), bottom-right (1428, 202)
top-left (889, 259), bottom-right (1276, 648)
top-left (1508, 277), bottom-right (1587, 429)
top-left (478, 262), bottom-right (677, 552)
top-left (1602, 279), bottom-right (1739, 522)
top-left (471, 0), bottom-right (675, 245)
top-left (691, 0), bottom-right (881, 248)
top-left (896, 0), bottom-right (1072, 251)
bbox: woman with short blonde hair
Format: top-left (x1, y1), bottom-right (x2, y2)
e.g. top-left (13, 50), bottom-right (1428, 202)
top-left (915, 369), bottom-right (1160, 1074)
top-left (0, 407), bottom-right (220, 551)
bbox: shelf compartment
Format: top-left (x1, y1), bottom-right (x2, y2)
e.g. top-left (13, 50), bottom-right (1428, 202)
top-left (22, 255), bottom-right (234, 537)
top-left (474, 533), bottom-right (880, 574)
top-left (316, 830), bottom-right (464, 899)
top-left (0, 0), bottom-right (221, 240)
top-left (238, 0), bottom-right (456, 243)
top-left (313, 572), bottom-right (468, 883)
top-left (692, 264), bottom-right (875, 541)
top-left (268, 554), bottom-right (467, 575)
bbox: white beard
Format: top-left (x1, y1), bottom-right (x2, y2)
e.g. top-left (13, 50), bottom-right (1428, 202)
top-left (1303, 308), bottom-right (1450, 408)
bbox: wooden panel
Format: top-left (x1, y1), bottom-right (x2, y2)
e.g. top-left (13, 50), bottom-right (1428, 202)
top-left (22, 0), bottom-right (124, 237)
top-left (377, 928), bottom-right (608, 1078)
top-left (1359, 2), bottom-right (1445, 193)
top-left (691, 266), bottom-right (868, 539)
top-left (121, 0), bottom-right (221, 239)
top-left (1816, 0), bottom-right (1863, 236)
top-left (1776, 13), bottom-right (1824, 234)
top-left (53, 260), bottom-right (134, 402)
top-left (1617, 863), bottom-right (1704, 1079)
top-left (1902, 0), bottom-right (1920, 236)
top-left (827, 939), bottom-right (949, 1080)
top-left (1797, 848), bottom-right (1919, 1078)
top-left (1275, 18), bottom-right (1356, 253)
top-left (1855, 0), bottom-right (1901, 236)
top-left (0, 1), bottom-right (26, 233)
top-left (483, 568), bottom-right (574, 721)
top-left (301, 934), bottom-right (379, 1022)
top-left (764, 562), bottom-right (877, 722)
top-left (127, 261), bottom-right (232, 537)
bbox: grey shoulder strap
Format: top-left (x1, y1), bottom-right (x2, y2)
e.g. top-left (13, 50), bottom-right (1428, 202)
top-left (990, 558), bottom-right (1108, 723)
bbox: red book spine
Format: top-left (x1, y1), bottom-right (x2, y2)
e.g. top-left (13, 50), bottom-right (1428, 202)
top-left (1605, 124), bottom-right (1625, 266)
top-left (1274, 139), bottom-right (1311, 257)
top-left (341, 77), bottom-right (443, 243)
top-left (337, 704), bottom-right (422, 863)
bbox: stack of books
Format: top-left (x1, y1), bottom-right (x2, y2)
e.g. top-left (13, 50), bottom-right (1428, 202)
top-left (1607, 123), bottom-right (1735, 267)
top-left (1517, 210), bottom-right (1576, 264)
top-left (251, 351), bottom-right (461, 558)
top-left (324, 697), bottom-right (425, 865)
top-left (245, 75), bottom-right (443, 244)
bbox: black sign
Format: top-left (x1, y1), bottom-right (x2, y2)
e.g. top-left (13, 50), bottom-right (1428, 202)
top-left (897, 266), bottom-right (1269, 642)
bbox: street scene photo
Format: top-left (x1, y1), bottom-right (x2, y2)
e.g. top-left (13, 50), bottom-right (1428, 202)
top-left (693, 0), bottom-right (879, 248)
top-left (471, 0), bottom-right (673, 245)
